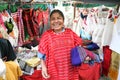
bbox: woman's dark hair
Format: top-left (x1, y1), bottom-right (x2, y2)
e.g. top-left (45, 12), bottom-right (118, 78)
top-left (50, 9), bottom-right (64, 21)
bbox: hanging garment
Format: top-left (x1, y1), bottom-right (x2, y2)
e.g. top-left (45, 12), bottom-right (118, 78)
top-left (110, 15), bottom-right (120, 54)
top-left (92, 24), bottom-right (104, 48)
top-left (63, 5), bottom-right (74, 29)
top-left (0, 25), bottom-right (9, 39)
top-left (42, 8), bottom-right (50, 33)
top-left (108, 51), bottom-right (120, 80)
top-left (72, 17), bottom-right (81, 36)
top-left (36, 8), bottom-right (44, 36)
top-left (101, 18), bottom-right (114, 46)
top-left (22, 8), bottom-right (39, 41)
top-left (1, 10), bottom-right (19, 47)
top-left (102, 46), bottom-right (112, 76)
top-left (0, 13), bottom-right (7, 30)
top-left (11, 8), bottom-right (25, 46)
top-left (86, 13), bottom-right (97, 35)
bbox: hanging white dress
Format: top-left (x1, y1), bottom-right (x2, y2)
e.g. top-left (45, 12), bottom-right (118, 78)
top-left (101, 18), bottom-right (114, 46)
top-left (110, 15), bottom-right (120, 54)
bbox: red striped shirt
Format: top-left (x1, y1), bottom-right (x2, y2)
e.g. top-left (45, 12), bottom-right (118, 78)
top-left (38, 28), bottom-right (82, 80)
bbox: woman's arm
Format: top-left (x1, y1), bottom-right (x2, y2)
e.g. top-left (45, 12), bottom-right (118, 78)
top-left (37, 52), bottom-right (50, 79)
top-left (41, 59), bottom-right (50, 79)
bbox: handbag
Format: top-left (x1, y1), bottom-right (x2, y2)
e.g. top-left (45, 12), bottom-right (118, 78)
top-left (78, 63), bottom-right (101, 80)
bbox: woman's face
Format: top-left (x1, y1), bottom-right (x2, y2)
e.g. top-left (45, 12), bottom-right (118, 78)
top-left (50, 12), bottom-right (64, 32)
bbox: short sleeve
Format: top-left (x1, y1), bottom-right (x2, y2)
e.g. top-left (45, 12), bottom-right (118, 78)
top-left (38, 31), bottom-right (49, 56)
top-left (37, 52), bottom-right (46, 60)
top-left (72, 30), bottom-right (83, 46)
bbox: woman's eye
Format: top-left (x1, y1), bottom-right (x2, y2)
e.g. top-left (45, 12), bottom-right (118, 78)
top-left (58, 17), bottom-right (62, 20)
top-left (51, 18), bottom-right (55, 21)
top-left (51, 17), bottom-right (62, 21)
top-left (51, 18), bottom-right (54, 20)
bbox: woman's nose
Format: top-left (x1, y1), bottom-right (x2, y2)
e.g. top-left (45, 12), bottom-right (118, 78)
top-left (54, 19), bottom-right (58, 22)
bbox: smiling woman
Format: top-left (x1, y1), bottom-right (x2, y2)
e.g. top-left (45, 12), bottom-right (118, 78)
top-left (50, 9), bottom-right (65, 33)
top-left (37, 9), bottom-right (83, 80)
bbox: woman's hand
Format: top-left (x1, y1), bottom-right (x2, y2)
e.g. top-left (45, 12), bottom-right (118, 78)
top-left (41, 59), bottom-right (50, 79)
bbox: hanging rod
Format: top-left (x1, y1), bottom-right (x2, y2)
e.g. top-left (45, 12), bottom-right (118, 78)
top-left (17, 1), bottom-right (58, 4)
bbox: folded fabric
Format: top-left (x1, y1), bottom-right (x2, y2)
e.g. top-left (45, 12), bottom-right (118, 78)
top-left (71, 46), bottom-right (101, 66)
top-left (86, 42), bottom-right (100, 50)
top-left (71, 46), bottom-right (82, 66)
top-left (26, 57), bottom-right (40, 67)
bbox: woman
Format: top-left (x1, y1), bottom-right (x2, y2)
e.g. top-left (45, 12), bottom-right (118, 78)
top-left (38, 9), bottom-right (83, 80)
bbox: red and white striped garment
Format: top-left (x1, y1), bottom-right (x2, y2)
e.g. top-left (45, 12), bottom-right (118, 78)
top-left (38, 28), bottom-right (82, 80)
